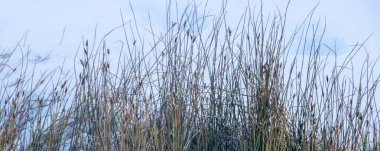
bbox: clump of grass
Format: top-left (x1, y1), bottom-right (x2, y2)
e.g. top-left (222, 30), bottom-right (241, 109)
top-left (1, 0), bottom-right (380, 150)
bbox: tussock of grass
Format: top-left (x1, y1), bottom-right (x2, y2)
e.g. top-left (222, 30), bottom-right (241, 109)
top-left (1, 1), bottom-right (380, 150)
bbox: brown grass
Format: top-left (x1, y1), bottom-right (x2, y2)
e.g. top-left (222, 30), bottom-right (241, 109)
top-left (1, 1), bottom-right (379, 150)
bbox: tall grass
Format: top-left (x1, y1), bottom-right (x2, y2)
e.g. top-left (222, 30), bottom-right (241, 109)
top-left (1, 1), bottom-right (380, 150)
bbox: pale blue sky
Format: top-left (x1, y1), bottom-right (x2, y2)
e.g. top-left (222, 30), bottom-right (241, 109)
top-left (1, 0), bottom-right (379, 57)
top-left (0, 0), bottom-right (379, 96)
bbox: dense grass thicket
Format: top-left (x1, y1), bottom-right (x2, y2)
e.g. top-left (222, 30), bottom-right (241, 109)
top-left (1, 1), bottom-right (380, 150)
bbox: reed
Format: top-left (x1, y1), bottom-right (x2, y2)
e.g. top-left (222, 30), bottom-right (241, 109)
top-left (1, 1), bottom-right (379, 150)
